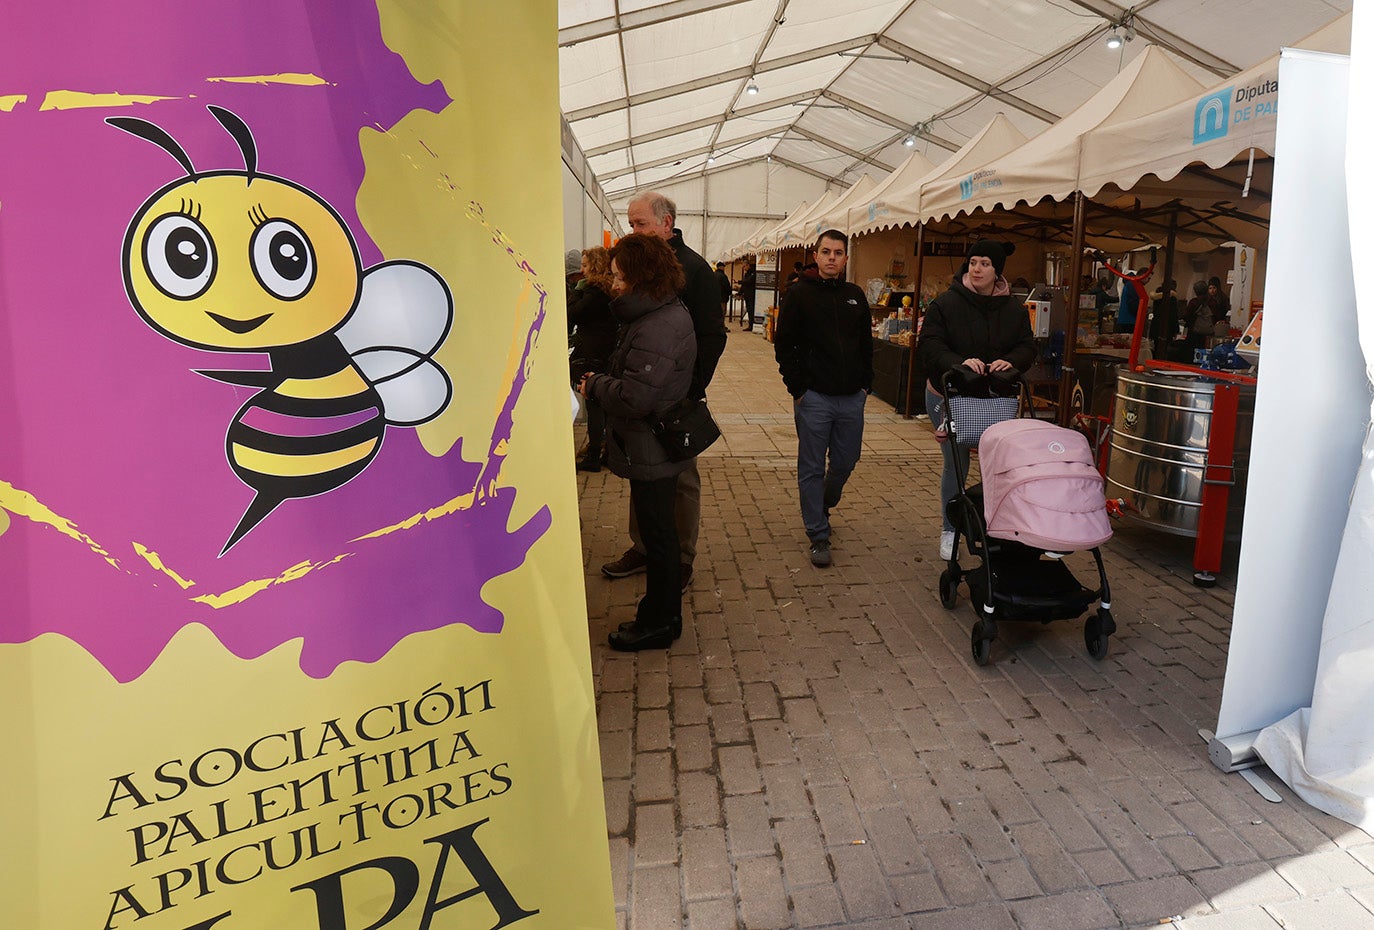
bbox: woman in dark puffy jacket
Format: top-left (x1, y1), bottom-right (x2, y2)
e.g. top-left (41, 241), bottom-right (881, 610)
top-left (579, 234), bottom-right (697, 651)
top-left (916, 239), bottom-right (1035, 561)
top-left (569, 247), bottom-right (617, 471)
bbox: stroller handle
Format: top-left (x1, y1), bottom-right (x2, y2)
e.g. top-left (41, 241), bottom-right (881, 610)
top-left (939, 366), bottom-right (1026, 403)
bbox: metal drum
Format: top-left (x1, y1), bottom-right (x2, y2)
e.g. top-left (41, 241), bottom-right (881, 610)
top-left (1106, 369), bottom-right (1256, 537)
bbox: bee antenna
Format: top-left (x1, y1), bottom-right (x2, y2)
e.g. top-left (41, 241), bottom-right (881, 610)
top-left (208, 105), bottom-right (257, 182)
top-left (105, 117), bottom-right (197, 178)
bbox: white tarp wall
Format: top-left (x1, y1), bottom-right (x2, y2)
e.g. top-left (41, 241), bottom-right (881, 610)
top-left (1209, 49), bottom-right (1371, 821)
top-left (563, 115), bottom-right (622, 249)
top-left (1248, 24), bottom-right (1374, 830)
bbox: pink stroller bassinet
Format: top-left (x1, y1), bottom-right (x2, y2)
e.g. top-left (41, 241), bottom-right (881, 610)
top-left (979, 419), bottom-right (1112, 552)
top-left (934, 368), bottom-right (1116, 666)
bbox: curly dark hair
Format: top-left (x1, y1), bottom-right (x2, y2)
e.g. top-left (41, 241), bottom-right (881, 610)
top-left (609, 233), bottom-right (685, 300)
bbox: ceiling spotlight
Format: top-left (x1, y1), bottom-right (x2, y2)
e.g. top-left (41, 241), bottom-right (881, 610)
top-left (707, 154), bottom-right (716, 164)
top-left (746, 80), bottom-right (759, 96)
top-left (903, 134), bottom-right (916, 147)
top-left (1105, 26), bottom-right (1123, 49)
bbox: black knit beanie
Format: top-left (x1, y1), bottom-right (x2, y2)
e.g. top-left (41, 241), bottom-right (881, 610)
top-left (968, 239), bottom-right (1015, 276)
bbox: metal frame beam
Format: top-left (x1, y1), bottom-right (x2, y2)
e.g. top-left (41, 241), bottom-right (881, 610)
top-left (583, 91), bottom-right (820, 158)
top-left (1058, 0), bottom-right (1239, 76)
top-left (564, 34), bottom-right (875, 122)
top-left (819, 90), bottom-right (961, 154)
top-left (788, 125), bottom-right (896, 173)
top-left (559, 0), bottom-right (757, 46)
top-left (873, 35), bottom-right (1061, 124)
top-left (598, 126), bottom-right (784, 181)
top-left (603, 153), bottom-right (832, 199)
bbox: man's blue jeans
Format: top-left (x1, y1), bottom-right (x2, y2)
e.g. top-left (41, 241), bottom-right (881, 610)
top-left (794, 389), bottom-right (866, 542)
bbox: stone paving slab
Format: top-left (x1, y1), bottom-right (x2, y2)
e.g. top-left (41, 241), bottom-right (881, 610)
top-left (575, 327), bottom-right (1374, 929)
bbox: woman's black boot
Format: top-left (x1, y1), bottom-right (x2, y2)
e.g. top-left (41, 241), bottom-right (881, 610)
top-left (608, 618), bottom-right (678, 651)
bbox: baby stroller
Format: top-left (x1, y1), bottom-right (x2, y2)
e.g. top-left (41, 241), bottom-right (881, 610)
top-left (935, 368), bottom-right (1115, 666)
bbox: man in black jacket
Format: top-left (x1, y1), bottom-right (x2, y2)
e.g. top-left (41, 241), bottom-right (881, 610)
top-left (600, 192), bottom-right (727, 588)
top-left (774, 229), bottom-right (873, 567)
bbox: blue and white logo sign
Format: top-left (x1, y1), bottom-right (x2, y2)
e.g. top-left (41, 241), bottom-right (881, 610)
top-left (959, 175), bottom-right (974, 200)
top-left (1194, 88), bottom-right (1231, 144)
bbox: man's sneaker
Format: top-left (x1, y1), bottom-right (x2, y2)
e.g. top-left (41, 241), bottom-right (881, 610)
top-left (601, 548), bottom-right (648, 578)
top-left (809, 539), bottom-right (832, 567)
top-left (939, 530), bottom-right (956, 561)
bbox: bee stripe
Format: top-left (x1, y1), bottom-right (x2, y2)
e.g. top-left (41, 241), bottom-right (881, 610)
top-left (230, 418), bottom-right (383, 456)
top-left (231, 438), bottom-right (379, 478)
top-left (239, 405), bottom-right (380, 438)
top-left (253, 390), bottom-right (380, 419)
top-left (275, 368), bottom-right (370, 400)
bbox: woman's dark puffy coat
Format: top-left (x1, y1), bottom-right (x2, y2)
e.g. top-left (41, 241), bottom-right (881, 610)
top-left (917, 277), bottom-right (1036, 383)
top-left (568, 282), bottom-right (617, 380)
top-left (587, 292), bottom-right (697, 480)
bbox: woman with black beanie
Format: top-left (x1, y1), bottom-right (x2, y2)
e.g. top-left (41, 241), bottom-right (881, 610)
top-left (916, 238), bottom-right (1036, 561)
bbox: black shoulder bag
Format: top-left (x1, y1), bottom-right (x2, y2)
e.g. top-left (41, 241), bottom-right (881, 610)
top-left (648, 398), bottom-right (721, 462)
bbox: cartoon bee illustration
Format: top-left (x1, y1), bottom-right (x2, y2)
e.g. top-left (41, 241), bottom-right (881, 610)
top-left (108, 106), bottom-right (454, 555)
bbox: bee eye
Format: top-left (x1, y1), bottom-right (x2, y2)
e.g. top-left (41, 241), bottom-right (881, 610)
top-left (250, 219), bottom-right (315, 300)
top-left (143, 214), bottom-right (216, 299)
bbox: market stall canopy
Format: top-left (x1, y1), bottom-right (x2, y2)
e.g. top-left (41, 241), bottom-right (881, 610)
top-left (749, 199), bottom-right (811, 252)
top-left (859, 113), bottom-right (1029, 236)
top-left (922, 46), bottom-right (1206, 223)
top-left (560, 1), bottom-right (1352, 206)
top-left (809, 173), bottom-right (881, 240)
top-left (822, 150), bottom-right (937, 235)
top-left (772, 188), bottom-right (845, 247)
top-left (727, 219), bottom-right (773, 259)
top-left (1077, 12), bottom-right (1351, 201)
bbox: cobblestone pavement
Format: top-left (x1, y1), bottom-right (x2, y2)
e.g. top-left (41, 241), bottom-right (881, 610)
top-left (575, 326), bottom-right (1374, 930)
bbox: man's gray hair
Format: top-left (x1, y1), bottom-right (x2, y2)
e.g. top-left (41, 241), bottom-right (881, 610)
top-left (633, 192), bottom-right (677, 225)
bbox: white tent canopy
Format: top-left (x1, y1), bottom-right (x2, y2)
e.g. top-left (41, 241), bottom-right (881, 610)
top-left (561, 2), bottom-right (1354, 260)
top-left (922, 46), bottom-right (1205, 222)
top-left (1077, 12), bottom-right (1352, 201)
top-left (772, 188), bottom-right (845, 247)
top-left (811, 172), bottom-right (881, 239)
top-left (823, 149), bottom-right (937, 235)
top-left (866, 113), bottom-right (1029, 235)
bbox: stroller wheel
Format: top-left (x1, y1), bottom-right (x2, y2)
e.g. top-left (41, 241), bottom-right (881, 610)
top-left (1084, 613), bottom-right (1110, 661)
top-left (938, 569), bottom-right (959, 609)
top-left (971, 624), bottom-right (993, 666)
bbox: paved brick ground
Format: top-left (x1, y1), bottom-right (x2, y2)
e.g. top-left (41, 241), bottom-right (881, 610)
top-left (576, 326), bottom-right (1374, 930)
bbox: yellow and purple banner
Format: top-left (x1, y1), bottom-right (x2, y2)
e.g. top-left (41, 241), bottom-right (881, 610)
top-left (0, 3), bottom-right (612, 928)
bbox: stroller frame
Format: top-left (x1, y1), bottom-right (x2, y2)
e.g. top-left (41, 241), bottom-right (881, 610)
top-left (935, 369), bottom-right (1115, 666)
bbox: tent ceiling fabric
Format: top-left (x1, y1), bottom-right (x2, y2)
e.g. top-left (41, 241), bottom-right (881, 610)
top-left (560, 0), bottom-right (1352, 204)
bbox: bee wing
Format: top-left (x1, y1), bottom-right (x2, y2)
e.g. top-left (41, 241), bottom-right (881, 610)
top-left (338, 260), bottom-right (454, 357)
top-left (352, 348), bottom-right (453, 426)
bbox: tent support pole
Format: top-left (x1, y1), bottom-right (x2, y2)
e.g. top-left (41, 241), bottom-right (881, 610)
top-left (1058, 192), bottom-right (1086, 427)
top-left (1160, 210), bottom-right (1179, 347)
top-left (903, 222), bottom-right (926, 419)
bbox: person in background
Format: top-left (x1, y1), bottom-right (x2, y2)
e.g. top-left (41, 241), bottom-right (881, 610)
top-left (740, 261), bottom-right (757, 331)
top-left (1117, 266), bottom-right (1152, 334)
top-left (1179, 280), bottom-right (1214, 359)
top-left (1151, 278), bottom-right (1180, 355)
top-left (774, 229), bottom-right (873, 568)
top-left (1086, 267), bottom-right (1119, 321)
top-left (579, 234), bottom-right (696, 651)
top-left (714, 261), bottom-right (732, 320)
top-left (564, 248), bottom-right (584, 307)
top-left (916, 239), bottom-right (1035, 561)
top-left (599, 192), bottom-right (725, 591)
top-left (568, 247), bottom-right (617, 472)
top-left (1207, 276), bottom-right (1232, 335)
top-left (786, 261), bottom-right (804, 286)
